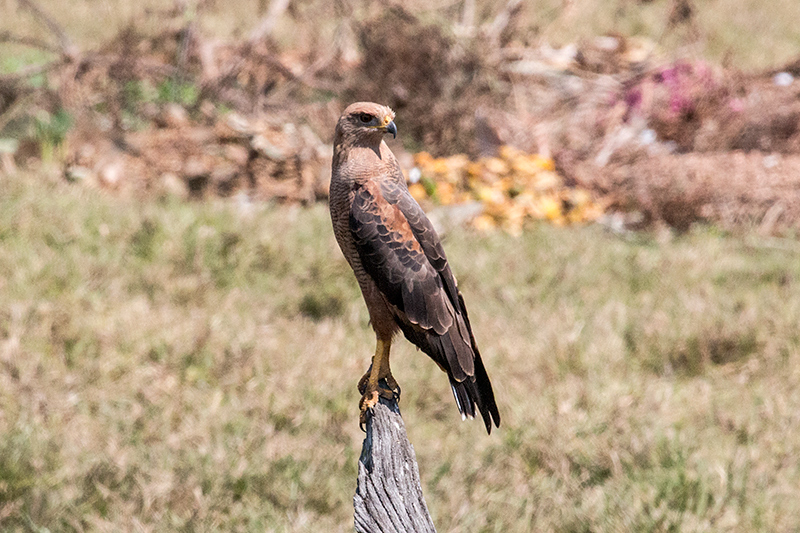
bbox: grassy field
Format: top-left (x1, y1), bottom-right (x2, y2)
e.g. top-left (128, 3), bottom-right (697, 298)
top-left (1, 169), bottom-right (800, 531)
top-left (3, 1), bottom-right (800, 530)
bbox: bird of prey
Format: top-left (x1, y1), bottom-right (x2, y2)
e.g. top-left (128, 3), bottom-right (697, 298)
top-left (329, 102), bottom-right (500, 434)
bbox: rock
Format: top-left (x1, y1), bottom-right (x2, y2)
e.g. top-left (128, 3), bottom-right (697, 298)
top-left (160, 172), bottom-right (189, 199)
top-left (157, 103), bottom-right (190, 128)
top-left (224, 144), bottom-right (250, 166)
top-left (65, 165), bottom-right (94, 183)
top-left (251, 134), bottom-right (286, 160)
top-left (183, 156), bottom-right (209, 178)
top-left (99, 160), bottom-right (124, 188)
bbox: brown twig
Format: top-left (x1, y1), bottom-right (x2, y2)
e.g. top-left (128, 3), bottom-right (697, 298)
top-left (0, 92), bottom-right (36, 132)
top-left (0, 60), bottom-right (61, 87)
top-left (0, 0), bottom-right (81, 89)
top-left (483, 0), bottom-right (522, 45)
top-left (0, 30), bottom-right (60, 53)
top-left (17, 0), bottom-right (79, 59)
top-left (248, 0), bottom-right (292, 43)
top-left (198, 43), bottom-right (336, 107)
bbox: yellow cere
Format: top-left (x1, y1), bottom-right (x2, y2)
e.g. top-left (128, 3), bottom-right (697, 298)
top-left (409, 145), bottom-right (605, 234)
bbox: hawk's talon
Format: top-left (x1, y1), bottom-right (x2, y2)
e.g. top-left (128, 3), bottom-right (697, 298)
top-left (357, 367), bottom-right (372, 395)
top-left (358, 378), bottom-right (399, 431)
top-left (357, 339), bottom-right (400, 429)
top-left (377, 386), bottom-right (397, 400)
top-left (357, 368), bottom-right (400, 397)
top-left (359, 390), bottom-right (379, 431)
top-left (385, 374), bottom-right (401, 397)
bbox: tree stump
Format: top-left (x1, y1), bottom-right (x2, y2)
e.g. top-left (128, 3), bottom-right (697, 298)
top-left (354, 386), bottom-right (436, 533)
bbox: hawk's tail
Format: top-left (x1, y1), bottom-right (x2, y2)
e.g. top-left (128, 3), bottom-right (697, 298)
top-left (449, 341), bottom-right (500, 434)
top-left (395, 294), bottom-right (500, 433)
top-left (450, 292), bottom-right (500, 434)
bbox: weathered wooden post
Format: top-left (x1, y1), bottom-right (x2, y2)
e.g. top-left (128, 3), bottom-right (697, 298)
top-left (354, 383), bottom-right (436, 533)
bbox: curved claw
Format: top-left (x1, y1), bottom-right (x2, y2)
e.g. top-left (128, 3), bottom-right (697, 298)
top-left (358, 381), bottom-right (401, 431)
top-left (357, 367), bottom-right (371, 395)
top-left (384, 375), bottom-right (401, 397)
top-left (359, 390), bottom-right (379, 431)
top-left (358, 339), bottom-right (401, 430)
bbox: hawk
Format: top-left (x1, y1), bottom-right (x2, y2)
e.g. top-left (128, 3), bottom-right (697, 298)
top-left (329, 102), bottom-right (500, 434)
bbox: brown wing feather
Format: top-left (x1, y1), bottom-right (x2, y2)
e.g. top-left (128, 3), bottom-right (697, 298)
top-left (349, 177), bottom-right (500, 432)
top-left (350, 180), bottom-right (454, 336)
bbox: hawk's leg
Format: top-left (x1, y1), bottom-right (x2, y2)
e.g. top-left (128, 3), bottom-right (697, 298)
top-left (358, 338), bottom-right (400, 427)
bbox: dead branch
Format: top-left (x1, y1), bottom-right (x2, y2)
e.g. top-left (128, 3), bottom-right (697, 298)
top-left (198, 45), bottom-right (336, 108)
top-left (17, 0), bottom-right (79, 60)
top-left (0, 30), bottom-right (60, 53)
top-left (483, 0), bottom-right (523, 45)
top-left (0, 60), bottom-right (61, 88)
top-left (1, 0), bottom-right (81, 89)
top-left (0, 92), bottom-right (36, 131)
top-left (354, 387), bottom-right (437, 533)
top-left (249, 0), bottom-right (292, 44)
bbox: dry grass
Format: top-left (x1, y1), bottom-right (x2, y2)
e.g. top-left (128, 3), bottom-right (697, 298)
top-left (2, 3), bottom-right (800, 530)
top-left (2, 169), bottom-right (800, 531)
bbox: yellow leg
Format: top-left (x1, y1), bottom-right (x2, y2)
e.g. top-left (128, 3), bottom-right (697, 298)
top-left (358, 339), bottom-right (400, 428)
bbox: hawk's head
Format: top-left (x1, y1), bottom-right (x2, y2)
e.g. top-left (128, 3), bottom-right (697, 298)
top-left (335, 102), bottom-right (397, 147)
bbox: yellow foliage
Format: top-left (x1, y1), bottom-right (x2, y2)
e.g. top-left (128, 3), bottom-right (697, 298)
top-left (466, 161), bottom-right (484, 178)
top-left (539, 195), bottom-right (563, 222)
top-left (482, 157), bottom-right (510, 177)
top-left (532, 154), bottom-right (556, 171)
top-left (442, 154), bottom-right (469, 184)
top-left (531, 170), bottom-right (561, 191)
top-left (414, 151), bottom-right (435, 168)
top-left (472, 213), bottom-right (497, 232)
top-left (409, 145), bottom-right (605, 233)
top-left (437, 182), bottom-right (456, 205)
top-left (408, 182), bottom-right (427, 202)
top-left (474, 185), bottom-right (506, 205)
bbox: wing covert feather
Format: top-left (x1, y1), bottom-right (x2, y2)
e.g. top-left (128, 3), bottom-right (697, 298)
top-left (349, 180), bottom-right (454, 336)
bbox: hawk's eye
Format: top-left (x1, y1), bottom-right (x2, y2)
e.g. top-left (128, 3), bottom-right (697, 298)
top-left (358, 113), bottom-right (373, 123)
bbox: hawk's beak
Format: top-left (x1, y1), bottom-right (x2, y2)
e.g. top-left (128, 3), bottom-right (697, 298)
top-left (385, 120), bottom-right (397, 139)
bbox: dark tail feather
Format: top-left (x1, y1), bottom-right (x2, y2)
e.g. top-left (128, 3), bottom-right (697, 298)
top-left (456, 292), bottom-right (500, 434)
top-left (450, 380), bottom-right (475, 420)
top-left (395, 292), bottom-right (500, 433)
top-left (439, 331), bottom-right (500, 433)
top-left (449, 364), bottom-right (499, 434)
top-left (472, 345), bottom-right (500, 432)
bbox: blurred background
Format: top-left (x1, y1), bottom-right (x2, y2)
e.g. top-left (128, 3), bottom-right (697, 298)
top-left (1, 0), bottom-right (800, 531)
